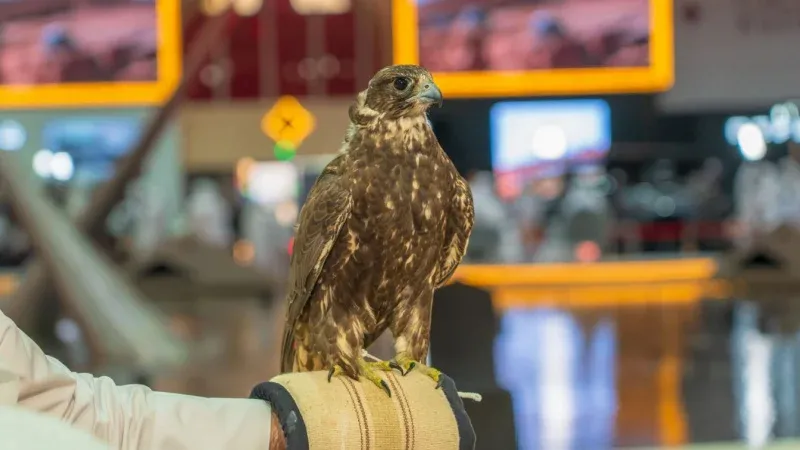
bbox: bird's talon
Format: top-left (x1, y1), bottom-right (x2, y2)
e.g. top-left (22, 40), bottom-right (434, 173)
top-left (392, 355), bottom-right (418, 376)
top-left (368, 360), bottom-right (395, 372)
top-left (357, 359), bottom-right (392, 397)
top-left (380, 380), bottom-right (391, 397)
top-left (327, 365), bottom-right (344, 382)
top-left (389, 360), bottom-right (403, 373)
top-left (426, 369), bottom-right (443, 387)
top-left (388, 359), bottom-right (415, 375)
top-left (395, 354), bottom-right (443, 387)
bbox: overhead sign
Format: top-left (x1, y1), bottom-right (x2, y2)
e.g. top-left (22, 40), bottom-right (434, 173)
top-left (262, 96), bottom-right (315, 145)
top-left (261, 96), bottom-right (316, 160)
top-left (659, 0), bottom-right (800, 112)
top-left (724, 102), bottom-right (800, 146)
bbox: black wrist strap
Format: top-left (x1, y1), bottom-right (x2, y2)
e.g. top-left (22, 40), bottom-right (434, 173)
top-left (250, 382), bottom-right (309, 450)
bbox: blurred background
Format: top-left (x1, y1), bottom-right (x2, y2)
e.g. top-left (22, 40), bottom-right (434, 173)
top-left (1, 0), bottom-right (800, 449)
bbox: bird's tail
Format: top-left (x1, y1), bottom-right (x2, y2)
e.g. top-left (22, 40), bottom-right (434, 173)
top-left (280, 290), bottom-right (326, 373)
top-left (279, 332), bottom-right (294, 373)
top-left (281, 329), bottom-right (324, 373)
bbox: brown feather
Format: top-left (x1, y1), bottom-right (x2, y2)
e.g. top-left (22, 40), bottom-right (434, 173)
top-left (434, 177), bottom-right (474, 287)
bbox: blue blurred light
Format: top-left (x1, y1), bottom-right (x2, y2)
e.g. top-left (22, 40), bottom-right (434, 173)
top-left (0, 120), bottom-right (27, 152)
top-left (41, 116), bottom-right (142, 182)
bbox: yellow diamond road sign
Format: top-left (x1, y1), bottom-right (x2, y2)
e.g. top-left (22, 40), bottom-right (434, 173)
top-left (261, 96), bottom-right (315, 147)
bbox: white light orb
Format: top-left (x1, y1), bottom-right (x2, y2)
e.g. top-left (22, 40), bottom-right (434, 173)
top-left (50, 152), bottom-right (75, 181)
top-left (0, 120), bottom-right (26, 152)
top-left (32, 149), bottom-right (54, 178)
top-left (531, 124), bottom-right (567, 160)
top-left (737, 122), bottom-right (767, 161)
top-left (234, 0), bottom-right (263, 16)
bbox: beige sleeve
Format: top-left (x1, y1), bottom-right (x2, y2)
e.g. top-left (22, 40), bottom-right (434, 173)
top-left (0, 309), bottom-right (272, 450)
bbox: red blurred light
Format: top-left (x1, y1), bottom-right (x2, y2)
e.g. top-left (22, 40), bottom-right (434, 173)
top-left (575, 241), bottom-right (601, 262)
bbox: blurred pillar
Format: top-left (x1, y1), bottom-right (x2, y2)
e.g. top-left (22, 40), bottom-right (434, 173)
top-left (772, 331), bottom-right (800, 438)
top-left (432, 283), bottom-right (516, 450)
top-left (132, 127), bottom-right (185, 259)
top-left (731, 300), bottom-right (775, 447)
top-left (0, 150), bottom-right (187, 372)
top-left (365, 0), bottom-right (393, 68)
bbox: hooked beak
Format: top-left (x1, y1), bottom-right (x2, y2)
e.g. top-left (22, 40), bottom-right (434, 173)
top-left (416, 82), bottom-right (443, 107)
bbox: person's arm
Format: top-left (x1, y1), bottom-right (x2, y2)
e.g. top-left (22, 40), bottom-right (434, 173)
top-left (0, 404), bottom-right (112, 450)
top-left (0, 308), bottom-right (278, 450)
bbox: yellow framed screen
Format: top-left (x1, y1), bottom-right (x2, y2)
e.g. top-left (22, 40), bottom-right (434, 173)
top-left (393, 0), bottom-right (674, 97)
top-left (0, 0), bottom-right (181, 108)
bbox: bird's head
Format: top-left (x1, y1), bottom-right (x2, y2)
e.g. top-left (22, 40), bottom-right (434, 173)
top-left (352, 65), bottom-right (442, 122)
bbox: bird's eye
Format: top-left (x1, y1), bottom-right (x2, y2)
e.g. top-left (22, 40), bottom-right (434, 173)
top-left (393, 77), bottom-right (410, 91)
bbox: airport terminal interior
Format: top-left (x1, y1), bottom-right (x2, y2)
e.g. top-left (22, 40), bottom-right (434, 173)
top-left (2, 0), bottom-right (800, 448)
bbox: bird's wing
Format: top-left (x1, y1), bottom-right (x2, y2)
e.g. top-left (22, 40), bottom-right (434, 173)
top-left (281, 170), bottom-right (353, 372)
top-left (434, 176), bottom-right (475, 288)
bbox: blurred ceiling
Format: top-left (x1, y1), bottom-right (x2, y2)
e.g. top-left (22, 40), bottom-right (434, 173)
top-left (183, 0), bottom-right (392, 100)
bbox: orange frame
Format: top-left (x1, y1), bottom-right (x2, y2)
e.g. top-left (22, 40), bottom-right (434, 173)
top-left (0, 0), bottom-right (181, 109)
top-left (392, 0), bottom-right (674, 97)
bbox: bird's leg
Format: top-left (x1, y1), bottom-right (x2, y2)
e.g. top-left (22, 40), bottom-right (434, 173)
top-left (387, 293), bottom-right (443, 388)
top-left (324, 327), bottom-right (394, 396)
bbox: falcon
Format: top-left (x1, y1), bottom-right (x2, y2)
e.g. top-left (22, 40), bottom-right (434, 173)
top-left (280, 65), bottom-right (474, 396)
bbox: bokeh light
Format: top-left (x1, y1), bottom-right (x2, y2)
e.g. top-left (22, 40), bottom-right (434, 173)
top-left (50, 152), bottom-right (75, 181)
top-left (274, 140), bottom-right (297, 161)
top-left (32, 149), bottom-right (54, 178)
top-left (575, 241), bottom-right (601, 262)
top-left (0, 120), bottom-right (26, 151)
top-left (737, 122), bottom-right (767, 162)
top-left (232, 239), bottom-right (255, 265)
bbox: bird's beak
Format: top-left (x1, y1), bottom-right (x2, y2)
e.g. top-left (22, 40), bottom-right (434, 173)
top-left (416, 83), bottom-right (443, 107)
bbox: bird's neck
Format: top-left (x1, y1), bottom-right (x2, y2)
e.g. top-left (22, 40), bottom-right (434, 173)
top-left (378, 114), bottom-right (430, 134)
top-left (349, 114), bottom-right (438, 155)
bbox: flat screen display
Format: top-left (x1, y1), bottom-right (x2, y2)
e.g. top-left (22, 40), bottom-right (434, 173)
top-left (393, 0), bottom-right (673, 97)
top-left (0, 0), bottom-right (180, 107)
top-left (41, 116), bottom-right (142, 182)
top-left (490, 98), bottom-right (611, 197)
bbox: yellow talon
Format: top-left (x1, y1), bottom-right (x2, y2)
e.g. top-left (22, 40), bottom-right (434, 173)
top-left (327, 365), bottom-right (345, 382)
top-left (359, 359), bottom-right (392, 397)
top-left (391, 353), bottom-right (444, 389)
top-left (365, 359), bottom-right (394, 373)
top-left (327, 359), bottom-right (393, 397)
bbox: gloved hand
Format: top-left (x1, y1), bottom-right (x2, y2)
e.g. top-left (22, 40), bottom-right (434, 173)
top-left (250, 370), bottom-right (476, 450)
